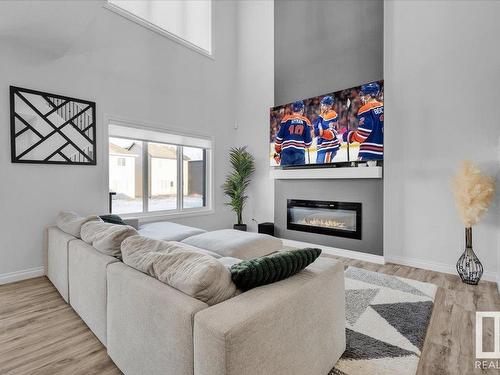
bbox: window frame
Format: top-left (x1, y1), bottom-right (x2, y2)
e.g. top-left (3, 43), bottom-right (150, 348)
top-left (106, 117), bottom-right (214, 222)
top-left (103, 0), bottom-right (214, 59)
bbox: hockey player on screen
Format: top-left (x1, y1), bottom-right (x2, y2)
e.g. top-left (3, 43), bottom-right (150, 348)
top-left (343, 82), bottom-right (384, 160)
top-left (274, 100), bottom-right (313, 166)
top-left (314, 95), bottom-right (340, 164)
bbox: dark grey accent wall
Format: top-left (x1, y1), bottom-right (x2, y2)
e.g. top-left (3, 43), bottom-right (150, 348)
top-left (273, 0), bottom-right (384, 255)
top-left (274, 0), bottom-right (383, 105)
top-left (275, 179), bottom-right (383, 255)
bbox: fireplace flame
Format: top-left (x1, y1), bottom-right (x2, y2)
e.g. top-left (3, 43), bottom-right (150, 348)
top-left (296, 217), bottom-right (348, 229)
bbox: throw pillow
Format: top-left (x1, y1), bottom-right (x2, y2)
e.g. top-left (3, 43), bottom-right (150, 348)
top-left (100, 214), bottom-right (126, 225)
top-left (121, 236), bottom-right (237, 305)
top-left (56, 211), bottom-right (102, 238)
top-left (230, 248), bottom-right (322, 290)
top-left (81, 221), bottom-right (138, 258)
top-left (99, 214), bottom-right (127, 225)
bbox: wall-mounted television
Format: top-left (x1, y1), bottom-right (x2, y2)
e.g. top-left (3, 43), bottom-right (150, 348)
top-left (269, 80), bottom-right (384, 167)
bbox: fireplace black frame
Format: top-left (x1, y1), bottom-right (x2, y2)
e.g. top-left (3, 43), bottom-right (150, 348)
top-left (287, 199), bottom-right (362, 240)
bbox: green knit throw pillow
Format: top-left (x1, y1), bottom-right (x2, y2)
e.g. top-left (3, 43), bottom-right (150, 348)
top-left (99, 214), bottom-right (126, 225)
top-left (230, 248), bottom-right (322, 290)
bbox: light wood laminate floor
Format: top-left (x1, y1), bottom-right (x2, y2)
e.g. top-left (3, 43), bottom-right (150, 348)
top-left (1, 256), bottom-right (500, 375)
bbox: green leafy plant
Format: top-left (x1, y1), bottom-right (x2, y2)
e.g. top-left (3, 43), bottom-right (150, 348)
top-left (222, 147), bottom-right (256, 225)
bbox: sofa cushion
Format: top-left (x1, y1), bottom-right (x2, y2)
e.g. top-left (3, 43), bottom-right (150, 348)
top-left (138, 221), bottom-right (206, 241)
top-left (121, 235), bottom-right (237, 305)
top-left (56, 211), bottom-right (101, 238)
top-left (121, 236), bottom-right (219, 274)
top-left (181, 229), bottom-right (283, 260)
top-left (81, 221), bottom-right (138, 257)
top-left (230, 248), bottom-right (322, 290)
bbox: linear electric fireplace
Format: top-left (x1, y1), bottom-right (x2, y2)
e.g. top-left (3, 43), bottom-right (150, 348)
top-left (287, 199), bottom-right (362, 239)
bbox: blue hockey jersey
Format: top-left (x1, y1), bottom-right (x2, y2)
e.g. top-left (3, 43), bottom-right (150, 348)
top-left (275, 114), bottom-right (312, 153)
top-left (314, 110), bottom-right (340, 153)
top-left (347, 101), bottom-right (384, 160)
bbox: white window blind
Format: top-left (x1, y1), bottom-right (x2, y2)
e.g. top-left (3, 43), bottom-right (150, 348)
top-left (109, 123), bottom-right (212, 149)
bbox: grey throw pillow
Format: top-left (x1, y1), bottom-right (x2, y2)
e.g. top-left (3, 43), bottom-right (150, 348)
top-left (121, 236), bottom-right (237, 305)
top-left (81, 221), bottom-right (138, 258)
top-left (56, 211), bottom-right (101, 238)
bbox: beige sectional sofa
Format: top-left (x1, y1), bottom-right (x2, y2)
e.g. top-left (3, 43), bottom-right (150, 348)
top-left (46, 220), bottom-right (346, 375)
top-left (69, 240), bottom-right (119, 345)
top-left (47, 226), bottom-right (75, 303)
top-left (193, 257), bottom-right (345, 375)
top-left (107, 262), bottom-right (208, 375)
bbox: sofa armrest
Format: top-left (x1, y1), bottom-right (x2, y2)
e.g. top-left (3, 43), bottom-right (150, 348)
top-left (193, 257), bottom-right (346, 375)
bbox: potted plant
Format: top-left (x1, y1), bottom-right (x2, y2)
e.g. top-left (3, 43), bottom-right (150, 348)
top-left (452, 161), bottom-right (495, 285)
top-left (223, 146), bottom-right (255, 231)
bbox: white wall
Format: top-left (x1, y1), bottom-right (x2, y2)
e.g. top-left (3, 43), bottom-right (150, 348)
top-left (384, 0), bottom-right (500, 280)
top-left (234, 0), bottom-right (275, 231)
top-left (274, 0), bottom-right (383, 105)
top-left (0, 0), bottom-right (242, 278)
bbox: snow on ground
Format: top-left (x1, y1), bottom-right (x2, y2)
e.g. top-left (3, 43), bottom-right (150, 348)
top-left (113, 196), bottom-right (204, 215)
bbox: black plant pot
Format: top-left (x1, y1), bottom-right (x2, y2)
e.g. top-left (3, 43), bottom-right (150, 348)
top-left (233, 224), bottom-right (247, 231)
top-left (456, 227), bottom-right (483, 285)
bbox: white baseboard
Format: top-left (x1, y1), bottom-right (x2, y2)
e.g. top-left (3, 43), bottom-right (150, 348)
top-left (281, 238), bottom-right (385, 265)
top-left (384, 255), bottom-right (497, 283)
top-left (281, 239), bottom-right (497, 282)
top-left (0, 267), bottom-right (45, 285)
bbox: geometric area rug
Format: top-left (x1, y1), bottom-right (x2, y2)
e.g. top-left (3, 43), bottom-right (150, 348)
top-left (329, 267), bottom-right (437, 375)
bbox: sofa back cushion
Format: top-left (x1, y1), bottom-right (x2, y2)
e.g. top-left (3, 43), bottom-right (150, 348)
top-left (138, 221), bottom-right (206, 241)
top-left (121, 236), bottom-right (237, 305)
top-left (181, 229), bottom-right (283, 260)
top-left (81, 221), bottom-right (138, 258)
top-left (56, 211), bottom-right (102, 238)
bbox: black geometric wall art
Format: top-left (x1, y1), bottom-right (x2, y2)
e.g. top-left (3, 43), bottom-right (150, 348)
top-left (10, 86), bottom-right (96, 165)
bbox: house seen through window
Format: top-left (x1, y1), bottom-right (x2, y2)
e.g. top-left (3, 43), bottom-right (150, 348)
top-left (108, 127), bottom-right (210, 216)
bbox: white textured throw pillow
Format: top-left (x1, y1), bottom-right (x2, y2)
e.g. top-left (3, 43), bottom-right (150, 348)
top-left (122, 236), bottom-right (237, 305)
top-left (56, 211), bottom-right (102, 238)
top-left (81, 221), bottom-right (138, 257)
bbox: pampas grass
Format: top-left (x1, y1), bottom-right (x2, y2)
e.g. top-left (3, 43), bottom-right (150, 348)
top-left (452, 161), bottom-right (495, 228)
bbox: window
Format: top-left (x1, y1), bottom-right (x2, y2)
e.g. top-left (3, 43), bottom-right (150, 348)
top-left (108, 123), bottom-right (212, 217)
top-left (149, 142), bottom-right (178, 212)
top-left (183, 146), bottom-right (206, 209)
top-left (106, 0), bottom-right (212, 56)
top-left (109, 137), bottom-right (144, 214)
